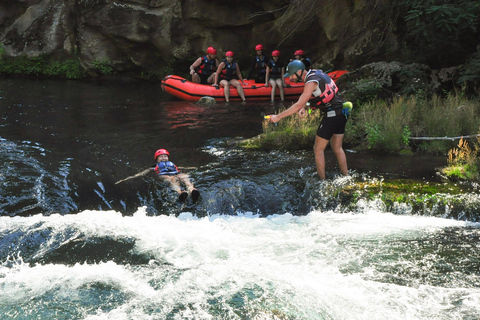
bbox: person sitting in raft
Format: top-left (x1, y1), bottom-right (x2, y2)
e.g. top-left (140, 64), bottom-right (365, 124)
top-left (115, 149), bottom-right (200, 202)
top-left (247, 44), bottom-right (269, 84)
top-left (265, 50), bottom-right (285, 102)
top-left (213, 51), bottom-right (246, 103)
top-left (189, 47), bottom-right (219, 84)
top-left (290, 49), bottom-right (312, 70)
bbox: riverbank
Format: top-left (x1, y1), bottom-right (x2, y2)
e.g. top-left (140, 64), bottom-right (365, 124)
top-left (240, 93), bottom-right (480, 182)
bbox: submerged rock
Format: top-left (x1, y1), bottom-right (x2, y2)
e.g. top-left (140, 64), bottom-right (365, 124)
top-left (197, 96), bottom-right (216, 105)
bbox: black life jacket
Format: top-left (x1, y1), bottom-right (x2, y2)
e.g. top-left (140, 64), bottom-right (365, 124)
top-left (196, 55), bottom-right (216, 76)
top-left (255, 56), bottom-right (267, 75)
top-left (221, 60), bottom-right (237, 81)
top-left (268, 60), bottom-right (282, 78)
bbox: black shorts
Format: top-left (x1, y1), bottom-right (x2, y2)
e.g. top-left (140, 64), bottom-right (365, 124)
top-left (316, 114), bottom-right (347, 140)
top-left (254, 75), bottom-right (265, 84)
top-left (199, 73), bottom-right (211, 84)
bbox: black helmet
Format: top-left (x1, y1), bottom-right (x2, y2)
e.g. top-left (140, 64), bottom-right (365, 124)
top-left (284, 60), bottom-right (306, 77)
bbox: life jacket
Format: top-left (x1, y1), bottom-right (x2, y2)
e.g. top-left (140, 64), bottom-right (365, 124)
top-left (305, 69), bottom-right (341, 111)
top-left (154, 161), bottom-right (180, 175)
top-left (303, 58), bottom-right (312, 70)
top-left (221, 60), bottom-right (237, 81)
top-left (196, 55), bottom-right (216, 76)
top-left (255, 56), bottom-right (267, 76)
top-left (268, 60), bottom-right (282, 79)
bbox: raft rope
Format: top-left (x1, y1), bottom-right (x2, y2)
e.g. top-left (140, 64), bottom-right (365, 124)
top-left (409, 134), bottom-right (480, 141)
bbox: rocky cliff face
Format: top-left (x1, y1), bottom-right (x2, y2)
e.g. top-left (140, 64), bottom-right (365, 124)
top-left (0, 0), bottom-right (404, 76)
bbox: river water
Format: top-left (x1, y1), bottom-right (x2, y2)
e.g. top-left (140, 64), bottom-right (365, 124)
top-left (1, 79), bottom-right (479, 319)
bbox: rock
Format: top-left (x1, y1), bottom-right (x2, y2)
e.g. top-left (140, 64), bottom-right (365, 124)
top-left (338, 61), bottom-right (455, 102)
top-left (0, 0), bottom-right (474, 82)
top-left (197, 96), bottom-right (216, 104)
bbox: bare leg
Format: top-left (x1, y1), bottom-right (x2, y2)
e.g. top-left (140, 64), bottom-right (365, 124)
top-left (230, 79), bottom-right (246, 102)
top-left (207, 73), bottom-right (216, 84)
top-left (269, 78), bottom-right (277, 102)
top-left (220, 79), bottom-right (230, 102)
top-left (330, 134), bottom-right (348, 176)
top-left (313, 135), bottom-right (329, 180)
top-left (158, 175), bottom-right (182, 194)
top-left (276, 78), bottom-right (284, 101)
top-left (176, 173), bottom-right (195, 193)
top-left (192, 73), bottom-right (201, 84)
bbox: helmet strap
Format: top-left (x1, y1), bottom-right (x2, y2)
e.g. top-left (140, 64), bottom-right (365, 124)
top-left (293, 70), bottom-right (303, 83)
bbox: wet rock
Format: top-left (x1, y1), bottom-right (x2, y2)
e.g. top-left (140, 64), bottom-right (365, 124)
top-left (197, 96), bottom-right (216, 104)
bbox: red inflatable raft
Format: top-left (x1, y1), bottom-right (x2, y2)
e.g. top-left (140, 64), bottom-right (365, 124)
top-left (161, 70), bottom-right (348, 102)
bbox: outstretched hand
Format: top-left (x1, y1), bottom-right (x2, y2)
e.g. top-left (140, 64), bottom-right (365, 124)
top-left (266, 115), bottom-right (280, 123)
top-left (298, 107), bottom-right (307, 118)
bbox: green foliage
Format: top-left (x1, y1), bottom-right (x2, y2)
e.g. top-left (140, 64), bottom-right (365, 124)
top-left (398, 0), bottom-right (480, 66)
top-left (92, 59), bottom-right (113, 75)
top-left (240, 108), bottom-right (321, 150)
top-left (458, 51), bottom-right (480, 87)
top-left (365, 123), bottom-right (382, 149)
top-left (346, 93), bottom-right (480, 154)
top-left (353, 97), bottom-right (414, 153)
top-left (348, 79), bottom-right (384, 105)
top-left (242, 93), bottom-right (480, 156)
top-left (0, 55), bottom-right (85, 79)
top-left (402, 125), bottom-right (412, 146)
top-left (442, 137), bottom-right (480, 181)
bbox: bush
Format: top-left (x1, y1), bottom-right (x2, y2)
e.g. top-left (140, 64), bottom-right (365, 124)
top-left (398, 0), bottom-right (480, 67)
top-left (240, 108), bottom-right (321, 150)
top-left (441, 137), bottom-right (479, 181)
top-left (0, 55), bottom-right (86, 79)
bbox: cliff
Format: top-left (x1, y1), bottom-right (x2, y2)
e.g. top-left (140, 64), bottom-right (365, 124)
top-left (0, 0), bottom-right (478, 86)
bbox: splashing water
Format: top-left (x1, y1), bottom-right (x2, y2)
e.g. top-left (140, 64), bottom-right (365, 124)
top-left (1, 208), bottom-right (479, 319)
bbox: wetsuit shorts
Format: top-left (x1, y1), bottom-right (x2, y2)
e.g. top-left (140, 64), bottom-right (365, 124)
top-left (316, 114), bottom-right (347, 140)
top-left (254, 75), bottom-right (265, 84)
top-left (199, 73), bottom-right (211, 85)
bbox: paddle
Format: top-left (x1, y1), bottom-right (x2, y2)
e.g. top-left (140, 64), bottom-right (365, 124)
top-left (115, 169), bottom-right (152, 184)
top-left (115, 166), bottom-right (198, 184)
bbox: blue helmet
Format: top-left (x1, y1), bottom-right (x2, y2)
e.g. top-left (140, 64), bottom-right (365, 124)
top-left (284, 60), bottom-right (306, 77)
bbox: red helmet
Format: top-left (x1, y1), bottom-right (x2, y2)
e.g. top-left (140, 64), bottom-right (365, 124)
top-left (271, 50), bottom-right (280, 57)
top-left (294, 49), bottom-right (304, 56)
top-left (255, 44), bottom-right (263, 51)
top-left (225, 51), bottom-right (234, 57)
top-left (154, 149), bottom-right (169, 159)
top-left (206, 47), bottom-right (217, 55)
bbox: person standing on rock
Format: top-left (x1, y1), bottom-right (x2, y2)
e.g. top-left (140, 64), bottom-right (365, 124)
top-left (189, 47), bottom-right (219, 84)
top-left (213, 51), bottom-right (246, 103)
top-left (247, 44), bottom-right (269, 84)
top-left (266, 60), bottom-right (349, 180)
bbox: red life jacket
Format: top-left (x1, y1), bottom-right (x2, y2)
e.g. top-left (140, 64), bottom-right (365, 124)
top-left (305, 70), bottom-right (339, 110)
